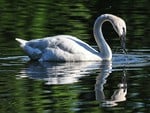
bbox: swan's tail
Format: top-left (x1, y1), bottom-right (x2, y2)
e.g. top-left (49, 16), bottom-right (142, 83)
top-left (16, 38), bottom-right (42, 60)
top-left (16, 38), bottom-right (28, 47)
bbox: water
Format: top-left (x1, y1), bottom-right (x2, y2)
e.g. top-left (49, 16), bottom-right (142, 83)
top-left (0, 0), bottom-right (150, 113)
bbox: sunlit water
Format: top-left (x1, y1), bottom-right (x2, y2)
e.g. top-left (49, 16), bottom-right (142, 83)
top-left (0, 0), bottom-right (150, 113)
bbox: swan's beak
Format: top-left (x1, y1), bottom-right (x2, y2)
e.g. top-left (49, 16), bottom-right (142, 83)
top-left (120, 35), bottom-right (127, 54)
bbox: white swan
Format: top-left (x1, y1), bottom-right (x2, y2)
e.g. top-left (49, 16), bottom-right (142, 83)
top-left (16, 14), bottom-right (126, 62)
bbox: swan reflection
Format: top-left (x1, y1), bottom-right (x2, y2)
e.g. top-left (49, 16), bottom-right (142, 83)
top-left (17, 61), bottom-right (102, 84)
top-left (17, 60), bottom-right (127, 107)
top-left (95, 62), bottom-right (127, 107)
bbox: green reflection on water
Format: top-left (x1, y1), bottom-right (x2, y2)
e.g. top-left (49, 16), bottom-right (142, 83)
top-left (0, 0), bottom-right (149, 49)
top-left (0, 0), bottom-right (91, 41)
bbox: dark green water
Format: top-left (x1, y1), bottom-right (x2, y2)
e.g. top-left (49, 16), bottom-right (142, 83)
top-left (0, 0), bottom-right (150, 113)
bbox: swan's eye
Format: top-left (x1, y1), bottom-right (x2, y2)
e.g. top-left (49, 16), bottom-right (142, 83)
top-left (123, 27), bottom-right (125, 31)
top-left (122, 27), bottom-right (126, 34)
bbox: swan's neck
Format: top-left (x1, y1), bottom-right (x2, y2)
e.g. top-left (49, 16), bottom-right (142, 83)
top-left (93, 15), bottom-right (112, 60)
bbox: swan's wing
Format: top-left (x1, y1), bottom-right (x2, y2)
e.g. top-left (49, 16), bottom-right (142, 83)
top-left (27, 35), bottom-right (98, 54)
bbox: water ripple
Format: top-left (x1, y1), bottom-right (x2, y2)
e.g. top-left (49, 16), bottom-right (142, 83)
top-left (113, 53), bottom-right (150, 68)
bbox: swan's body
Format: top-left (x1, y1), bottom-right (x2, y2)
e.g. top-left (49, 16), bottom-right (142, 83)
top-left (16, 35), bottom-right (101, 61)
top-left (16, 14), bottom-right (126, 62)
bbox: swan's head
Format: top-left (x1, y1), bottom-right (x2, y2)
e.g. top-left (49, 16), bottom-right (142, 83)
top-left (106, 14), bottom-right (127, 53)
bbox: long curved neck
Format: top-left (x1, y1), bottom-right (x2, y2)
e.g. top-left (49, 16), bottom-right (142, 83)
top-left (93, 15), bottom-right (112, 60)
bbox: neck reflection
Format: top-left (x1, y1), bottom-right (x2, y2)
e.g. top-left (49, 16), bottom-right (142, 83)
top-left (95, 62), bottom-right (127, 107)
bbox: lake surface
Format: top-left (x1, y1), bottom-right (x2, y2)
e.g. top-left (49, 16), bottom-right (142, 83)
top-left (0, 0), bottom-right (149, 113)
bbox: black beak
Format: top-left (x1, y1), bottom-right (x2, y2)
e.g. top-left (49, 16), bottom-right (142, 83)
top-left (120, 34), bottom-right (127, 54)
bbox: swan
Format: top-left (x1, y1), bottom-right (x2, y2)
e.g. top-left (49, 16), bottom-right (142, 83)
top-left (16, 14), bottom-right (126, 62)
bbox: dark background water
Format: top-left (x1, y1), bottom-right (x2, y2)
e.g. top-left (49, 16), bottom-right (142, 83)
top-left (0, 0), bottom-right (150, 113)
